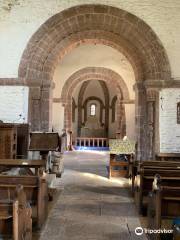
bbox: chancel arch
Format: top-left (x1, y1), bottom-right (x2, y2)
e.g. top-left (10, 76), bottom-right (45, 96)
top-left (18, 4), bottom-right (171, 160)
top-left (77, 80), bottom-right (110, 137)
top-left (61, 67), bottom-right (130, 138)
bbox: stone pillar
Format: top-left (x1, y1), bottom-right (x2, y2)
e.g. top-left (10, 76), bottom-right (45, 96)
top-left (134, 82), bottom-right (146, 161)
top-left (28, 87), bottom-right (41, 131)
top-left (40, 86), bottom-right (53, 131)
top-left (28, 82), bottom-right (53, 132)
top-left (64, 100), bottom-right (72, 131)
top-left (116, 95), bottom-right (122, 137)
top-left (146, 89), bottom-right (158, 160)
top-left (77, 104), bottom-right (83, 137)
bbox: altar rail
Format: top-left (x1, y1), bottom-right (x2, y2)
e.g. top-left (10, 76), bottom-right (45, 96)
top-left (75, 137), bottom-right (109, 148)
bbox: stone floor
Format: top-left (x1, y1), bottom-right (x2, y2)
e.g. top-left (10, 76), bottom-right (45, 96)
top-left (36, 151), bottom-right (147, 240)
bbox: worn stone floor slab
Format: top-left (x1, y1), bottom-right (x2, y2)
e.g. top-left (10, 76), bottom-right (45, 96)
top-left (35, 151), bottom-right (147, 240)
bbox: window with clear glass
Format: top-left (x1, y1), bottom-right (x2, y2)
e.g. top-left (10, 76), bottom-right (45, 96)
top-left (90, 104), bottom-right (96, 116)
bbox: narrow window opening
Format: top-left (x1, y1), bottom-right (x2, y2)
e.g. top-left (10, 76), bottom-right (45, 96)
top-left (90, 104), bottom-right (96, 116)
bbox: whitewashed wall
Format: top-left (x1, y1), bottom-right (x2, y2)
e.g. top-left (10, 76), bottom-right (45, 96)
top-left (0, 86), bottom-right (29, 123)
top-left (0, 0), bottom-right (180, 79)
top-left (159, 88), bottom-right (180, 153)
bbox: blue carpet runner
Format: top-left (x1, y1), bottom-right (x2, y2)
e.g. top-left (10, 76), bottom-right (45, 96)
top-left (74, 146), bottom-right (109, 151)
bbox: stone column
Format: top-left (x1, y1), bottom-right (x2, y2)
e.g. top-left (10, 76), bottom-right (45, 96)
top-left (146, 89), bottom-right (158, 160)
top-left (116, 95), bottom-right (122, 137)
top-left (28, 87), bottom-right (41, 131)
top-left (40, 86), bottom-right (53, 131)
top-left (28, 81), bottom-right (53, 132)
top-left (134, 82), bottom-right (146, 161)
top-left (64, 99), bottom-right (72, 132)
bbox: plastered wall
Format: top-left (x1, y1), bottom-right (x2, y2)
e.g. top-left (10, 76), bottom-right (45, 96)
top-left (159, 88), bottom-right (180, 153)
top-left (0, 0), bottom-right (180, 79)
top-left (0, 86), bottom-right (28, 123)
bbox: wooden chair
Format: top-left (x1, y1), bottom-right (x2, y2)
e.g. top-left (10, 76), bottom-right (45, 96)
top-left (0, 185), bottom-right (32, 240)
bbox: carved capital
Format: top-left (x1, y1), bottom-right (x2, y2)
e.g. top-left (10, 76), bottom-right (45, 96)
top-left (146, 89), bottom-right (158, 101)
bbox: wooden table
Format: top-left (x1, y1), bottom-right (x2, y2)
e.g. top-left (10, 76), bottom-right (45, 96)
top-left (0, 159), bottom-right (46, 175)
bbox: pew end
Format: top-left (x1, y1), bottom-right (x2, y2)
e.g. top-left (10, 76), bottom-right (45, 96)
top-left (0, 185), bottom-right (32, 240)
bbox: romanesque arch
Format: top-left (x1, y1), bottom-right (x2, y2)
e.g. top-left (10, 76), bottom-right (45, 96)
top-left (18, 4), bottom-right (171, 160)
top-left (60, 67), bottom-right (130, 132)
top-left (77, 80), bottom-right (110, 137)
top-left (19, 4), bottom-right (171, 84)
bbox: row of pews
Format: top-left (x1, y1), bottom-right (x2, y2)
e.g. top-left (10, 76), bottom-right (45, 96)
top-left (129, 157), bottom-right (180, 239)
top-left (0, 167), bottom-right (48, 239)
top-left (0, 123), bottom-right (65, 239)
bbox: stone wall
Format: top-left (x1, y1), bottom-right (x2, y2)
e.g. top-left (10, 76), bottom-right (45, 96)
top-left (159, 88), bottom-right (180, 153)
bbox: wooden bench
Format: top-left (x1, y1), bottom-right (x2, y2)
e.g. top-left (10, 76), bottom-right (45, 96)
top-left (0, 184), bottom-right (32, 240)
top-left (156, 153), bottom-right (180, 162)
top-left (147, 175), bottom-right (180, 240)
top-left (130, 160), bottom-right (180, 194)
top-left (0, 159), bottom-right (46, 176)
top-left (134, 166), bottom-right (180, 214)
top-left (0, 175), bottom-right (48, 229)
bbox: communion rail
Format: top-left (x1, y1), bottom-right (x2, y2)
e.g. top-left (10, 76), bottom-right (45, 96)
top-left (75, 137), bottom-right (109, 148)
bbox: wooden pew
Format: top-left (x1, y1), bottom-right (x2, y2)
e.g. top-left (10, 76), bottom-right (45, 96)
top-left (156, 153), bottom-right (180, 162)
top-left (147, 175), bottom-right (180, 240)
top-left (0, 175), bottom-right (48, 229)
top-left (0, 185), bottom-right (32, 240)
top-left (0, 159), bottom-right (46, 175)
top-left (131, 160), bottom-right (180, 194)
top-left (134, 167), bottom-right (180, 214)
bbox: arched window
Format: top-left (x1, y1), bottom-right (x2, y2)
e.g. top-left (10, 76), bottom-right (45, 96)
top-left (177, 102), bottom-right (180, 124)
top-left (90, 104), bottom-right (96, 116)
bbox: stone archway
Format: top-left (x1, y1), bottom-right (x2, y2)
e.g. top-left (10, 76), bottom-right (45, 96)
top-left (77, 80), bottom-right (110, 137)
top-left (18, 4), bottom-right (171, 160)
top-left (60, 67), bottom-right (130, 134)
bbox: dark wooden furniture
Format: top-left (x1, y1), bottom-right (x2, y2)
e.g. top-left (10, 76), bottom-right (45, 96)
top-left (29, 132), bottom-right (60, 172)
top-left (134, 165), bottom-right (180, 214)
top-left (156, 153), bottom-right (180, 161)
top-left (0, 159), bottom-right (46, 175)
top-left (148, 175), bottom-right (180, 240)
top-left (16, 124), bottom-right (29, 159)
top-left (130, 160), bottom-right (180, 194)
top-left (109, 153), bottom-right (132, 178)
top-left (29, 132), bottom-right (60, 151)
top-left (0, 123), bottom-right (17, 159)
top-left (0, 175), bottom-right (48, 229)
top-left (0, 185), bottom-right (32, 240)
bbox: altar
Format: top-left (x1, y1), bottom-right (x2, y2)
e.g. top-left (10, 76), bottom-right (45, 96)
top-left (80, 116), bottom-right (105, 138)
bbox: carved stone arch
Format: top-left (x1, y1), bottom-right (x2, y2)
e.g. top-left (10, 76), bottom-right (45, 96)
top-left (18, 4), bottom-right (171, 160)
top-left (19, 4), bottom-right (171, 84)
top-left (18, 4), bottom-right (171, 133)
top-left (76, 79), bottom-right (110, 137)
top-left (62, 67), bottom-right (128, 131)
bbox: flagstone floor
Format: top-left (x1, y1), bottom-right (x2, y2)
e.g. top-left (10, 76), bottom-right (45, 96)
top-left (35, 151), bottom-right (147, 240)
